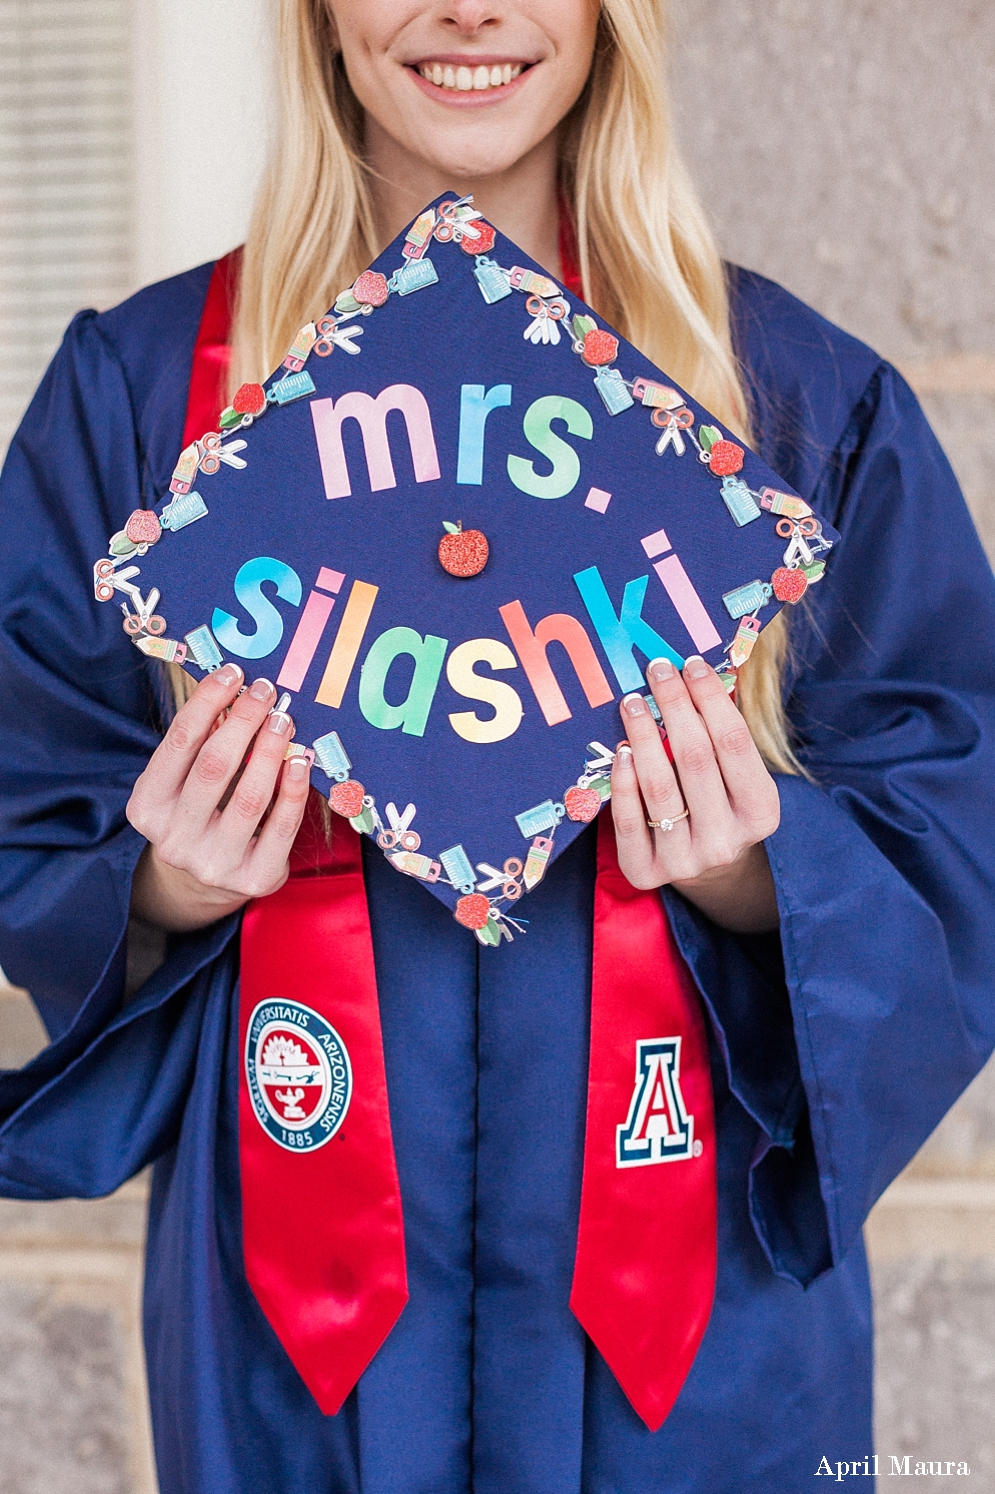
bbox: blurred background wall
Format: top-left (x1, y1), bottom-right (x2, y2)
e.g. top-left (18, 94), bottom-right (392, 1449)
top-left (1, 2), bottom-right (993, 1488)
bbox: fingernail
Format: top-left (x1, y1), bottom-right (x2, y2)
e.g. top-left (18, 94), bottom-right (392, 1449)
top-left (622, 694), bottom-right (646, 717)
top-left (684, 655), bottom-right (710, 680)
top-left (267, 711), bottom-right (292, 736)
top-left (648, 657), bottom-right (676, 683)
top-left (286, 755), bottom-right (309, 778)
top-left (215, 664), bottom-right (243, 688)
top-left (249, 677), bottom-right (275, 702)
top-left (615, 743), bottom-right (633, 760)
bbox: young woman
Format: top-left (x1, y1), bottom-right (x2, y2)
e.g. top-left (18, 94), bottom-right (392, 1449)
top-left (1, 2), bottom-right (993, 1490)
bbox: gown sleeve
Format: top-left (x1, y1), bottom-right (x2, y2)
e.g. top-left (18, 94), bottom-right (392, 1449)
top-left (669, 360), bottom-right (995, 1285)
top-left (0, 305), bottom-right (238, 1198)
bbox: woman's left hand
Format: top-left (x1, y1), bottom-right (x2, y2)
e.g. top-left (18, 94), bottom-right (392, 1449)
top-left (610, 655), bottom-right (781, 933)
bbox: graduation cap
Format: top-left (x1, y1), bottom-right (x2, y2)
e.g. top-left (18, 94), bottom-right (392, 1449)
top-left (101, 194), bottom-right (837, 942)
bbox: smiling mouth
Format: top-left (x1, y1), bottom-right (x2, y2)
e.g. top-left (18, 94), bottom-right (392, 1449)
top-left (415, 61), bottom-right (528, 92)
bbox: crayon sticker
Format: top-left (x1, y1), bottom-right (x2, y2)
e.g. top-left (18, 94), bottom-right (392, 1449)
top-left (523, 835), bottom-right (554, 890)
top-left (135, 635), bottom-right (188, 664)
top-left (632, 378), bottom-right (684, 410)
top-left (284, 323), bottom-right (317, 371)
top-left (170, 444), bottom-right (201, 495)
top-left (389, 851), bottom-right (441, 882)
top-left (508, 266), bottom-right (560, 297)
top-left (760, 487), bottom-right (812, 520)
top-left (284, 743), bottom-right (316, 768)
top-left (727, 614), bottom-right (761, 668)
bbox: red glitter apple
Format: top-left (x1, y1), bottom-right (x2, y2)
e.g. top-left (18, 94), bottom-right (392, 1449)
top-left (564, 785), bottom-right (602, 823)
top-left (329, 780), bottom-right (366, 818)
top-left (438, 521), bottom-right (489, 577)
top-left (455, 893), bottom-right (493, 930)
top-left (232, 382), bottom-right (267, 417)
top-left (124, 509), bottom-right (161, 546)
top-left (771, 567), bottom-right (808, 604)
top-left (707, 440), bottom-right (745, 477)
top-left (352, 270), bottom-right (389, 307)
top-left (581, 328), bottom-right (619, 367)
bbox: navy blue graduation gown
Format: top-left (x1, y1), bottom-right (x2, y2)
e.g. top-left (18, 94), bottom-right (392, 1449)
top-left (1, 262), bottom-right (994, 1494)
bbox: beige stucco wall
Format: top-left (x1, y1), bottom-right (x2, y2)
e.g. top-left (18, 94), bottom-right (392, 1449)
top-left (2, 3), bottom-right (993, 1488)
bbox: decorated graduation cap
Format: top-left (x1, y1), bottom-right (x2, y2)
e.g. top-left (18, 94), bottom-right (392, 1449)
top-left (96, 194), bottom-right (836, 942)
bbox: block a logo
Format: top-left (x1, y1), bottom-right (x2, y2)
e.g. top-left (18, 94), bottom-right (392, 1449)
top-left (616, 1037), bottom-right (699, 1167)
top-left (245, 999), bottom-right (352, 1153)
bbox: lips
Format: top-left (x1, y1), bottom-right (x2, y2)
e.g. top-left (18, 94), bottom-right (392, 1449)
top-left (415, 61), bottom-right (528, 92)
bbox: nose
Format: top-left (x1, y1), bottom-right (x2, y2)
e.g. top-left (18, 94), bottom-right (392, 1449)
top-left (438, 1), bottom-right (505, 35)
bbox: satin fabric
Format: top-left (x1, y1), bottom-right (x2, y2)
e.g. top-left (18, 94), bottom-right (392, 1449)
top-left (1, 260), bottom-right (993, 1492)
top-left (571, 815), bottom-right (717, 1432)
top-left (182, 247), bottom-right (239, 448)
top-left (239, 798), bottom-right (408, 1416)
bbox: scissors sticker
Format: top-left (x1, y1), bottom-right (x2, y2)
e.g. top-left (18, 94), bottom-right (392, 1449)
top-left (475, 858), bottom-right (525, 900)
top-left (376, 801), bottom-right (421, 852)
top-left (313, 315), bottom-right (365, 356)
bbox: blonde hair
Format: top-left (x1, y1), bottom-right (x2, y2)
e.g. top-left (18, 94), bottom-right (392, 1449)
top-left (219, 0), bottom-right (798, 772)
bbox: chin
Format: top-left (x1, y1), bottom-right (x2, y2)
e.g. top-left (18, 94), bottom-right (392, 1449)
top-left (411, 127), bottom-right (540, 184)
top-left (427, 151), bottom-right (527, 182)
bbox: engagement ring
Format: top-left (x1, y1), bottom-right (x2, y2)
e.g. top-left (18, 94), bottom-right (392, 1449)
top-left (646, 809), bottom-right (690, 832)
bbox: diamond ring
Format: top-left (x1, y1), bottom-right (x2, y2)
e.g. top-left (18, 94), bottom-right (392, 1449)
top-left (646, 809), bottom-right (690, 832)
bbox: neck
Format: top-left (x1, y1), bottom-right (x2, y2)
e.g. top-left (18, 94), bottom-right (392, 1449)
top-left (363, 116), bottom-right (563, 279)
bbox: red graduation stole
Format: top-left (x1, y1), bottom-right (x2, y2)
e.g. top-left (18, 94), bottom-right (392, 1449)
top-left (185, 248), bottom-right (717, 1431)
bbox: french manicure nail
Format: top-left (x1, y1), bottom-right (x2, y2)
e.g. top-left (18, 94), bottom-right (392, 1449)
top-left (648, 657), bottom-right (676, 683)
top-left (286, 755), bottom-right (309, 778)
top-left (615, 744), bottom-right (633, 759)
top-left (684, 655), bottom-right (710, 680)
top-left (267, 711), bottom-right (292, 736)
top-left (622, 694), bottom-right (646, 717)
top-left (249, 677), bottom-right (275, 702)
top-left (215, 664), bottom-right (243, 688)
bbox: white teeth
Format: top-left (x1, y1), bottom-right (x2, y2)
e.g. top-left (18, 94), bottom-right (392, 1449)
top-left (420, 61), bottom-right (525, 90)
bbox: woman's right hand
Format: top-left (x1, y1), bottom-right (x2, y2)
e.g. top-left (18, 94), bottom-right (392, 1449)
top-left (127, 665), bottom-right (312, 932)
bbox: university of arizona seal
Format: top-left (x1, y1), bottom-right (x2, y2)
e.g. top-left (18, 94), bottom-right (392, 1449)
top-left (245, 1000), bottom-right (352, 1153)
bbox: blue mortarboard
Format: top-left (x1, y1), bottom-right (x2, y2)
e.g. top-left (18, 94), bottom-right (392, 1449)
top-left (105, 194), bottom-right (837, 941)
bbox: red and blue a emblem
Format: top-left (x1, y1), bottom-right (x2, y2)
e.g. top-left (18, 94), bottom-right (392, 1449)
top-left (245, 999), bottom-right (352, 1152)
